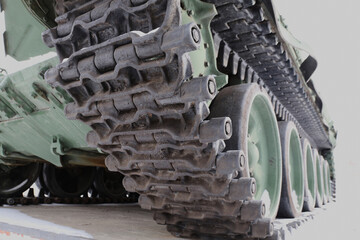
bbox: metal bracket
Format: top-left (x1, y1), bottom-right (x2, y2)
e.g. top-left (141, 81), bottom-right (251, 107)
top-left (0, 77), bottom-right (37, 114)
top-left (0, 68), bottom-right (7, 76)
top-left (0, 143), bottom-right (9, 158)
top-left (50, 136), bottom-right (66, 156)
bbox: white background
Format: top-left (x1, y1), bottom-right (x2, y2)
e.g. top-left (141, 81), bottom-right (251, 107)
top-left (276, 0), bottom-right (360, 239)
top-left (1, 0), bottom-right (360, 239)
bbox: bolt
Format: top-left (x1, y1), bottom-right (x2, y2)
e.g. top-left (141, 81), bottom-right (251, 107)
top-left (261, 203), bottom-right (266, 216)
top-left (208, 79), bottom-right (216, 94)
top-left (6, 198), bottom-right (15, 205)
top-left (204, 61), bottom-right (209, 67)
top-left (251, 181), bottom-right (256, 194)
top-left (225, 121), bottom-right (232, 136)
top-left (191, 27), bottom-right (201, 43)
top-left (187, 10), bottom-right (194, 16)
top-left (240, 154), bottom-right (245, 167)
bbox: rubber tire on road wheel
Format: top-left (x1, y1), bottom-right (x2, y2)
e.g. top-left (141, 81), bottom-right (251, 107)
top-left (324, 160), bottom-right (331, 202)
top-left (301, 138), bottom-right (317, 212)
top-left (277, 121), bottom-right (304, 218)
top-left (321, 157), bottom-right (329, 204)
top-left (314, 150), bottom-right (324, 207)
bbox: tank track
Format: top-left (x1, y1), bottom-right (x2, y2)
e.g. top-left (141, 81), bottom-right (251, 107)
top-left (201, 0), bottom-right (331, 150)
top-left (41, 0), bottom-right (332, 239)
top-left (206, 0), bottom-right (337, 203)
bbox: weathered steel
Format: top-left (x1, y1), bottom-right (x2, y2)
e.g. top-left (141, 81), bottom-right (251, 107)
top-left (0, 0), bottom-right (338, 239)
top-left (42, 0), bottom-right (277, 238)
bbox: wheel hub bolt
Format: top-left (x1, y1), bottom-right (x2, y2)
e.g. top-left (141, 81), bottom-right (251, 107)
top-left (208, 80), bottom-right (216, 94)
top-left (261, 203), bottom-right (266, 216)
top-left (240, 155), bottom-right (245, 167)
top-left (225, 121), bottom-right (232, 135)
top-left (251, 181), bottom-right (256, 194)
top-left (191, 27), bottom-right (201, 43)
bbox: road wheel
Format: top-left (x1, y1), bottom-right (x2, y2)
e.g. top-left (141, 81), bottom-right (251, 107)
top-left (277, 121), bottom-right (304, 218)
top-left (314, 150), bottom-right (324, 207)
top-left (42, 163), bottom-right (96, 198)
top-left (322, 158), bottom-right (330, 204)
top-left (0, 163), bottom-right (40, 197)
top-left (210, 83), bottom-right (282, 219)
top-left (93, 167), bottom-right (127, 199)
top-left (301, 138), bottom-right (317, 212)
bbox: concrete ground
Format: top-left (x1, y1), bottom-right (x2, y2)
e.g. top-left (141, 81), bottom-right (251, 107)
top-left (0, 204), bottom-right (182, 240)
top-left (0, 201), bottom-right (342, 240)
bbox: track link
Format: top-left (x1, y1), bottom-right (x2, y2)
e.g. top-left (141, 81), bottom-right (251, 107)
top-left (42, 0), bottom-right (279, 239)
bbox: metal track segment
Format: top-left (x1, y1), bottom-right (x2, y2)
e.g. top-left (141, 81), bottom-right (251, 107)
top-left (40, 0), bottom-right (337, 239)
top-left (213, 32), bottom-right (317, 155)
top-left (201, 0), bottom-right (331, 150)
top-left (42, 0), bottom-right (280, 239)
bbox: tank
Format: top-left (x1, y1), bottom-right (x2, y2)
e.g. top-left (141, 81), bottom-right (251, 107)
top-left (0, 0), bottom-right (337, 239)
